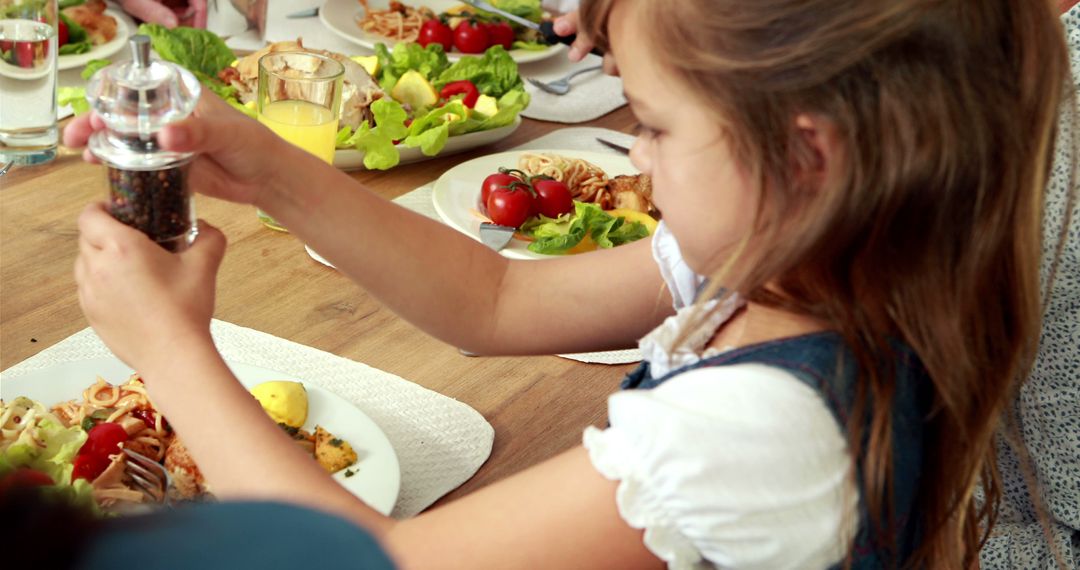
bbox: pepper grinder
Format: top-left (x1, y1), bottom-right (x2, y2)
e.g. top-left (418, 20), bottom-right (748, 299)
top-left (86, 35), bottom-right (201, 252)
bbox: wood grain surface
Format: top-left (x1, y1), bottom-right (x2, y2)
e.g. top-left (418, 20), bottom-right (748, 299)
top-left (0, 108), bottom-right (640, 505)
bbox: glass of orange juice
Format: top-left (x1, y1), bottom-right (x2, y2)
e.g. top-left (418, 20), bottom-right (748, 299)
top-left (256, 51), bottom-right (343, 231)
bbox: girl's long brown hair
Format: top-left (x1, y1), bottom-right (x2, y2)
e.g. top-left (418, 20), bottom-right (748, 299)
top-left (581, 0), bottom-right (1072, 567)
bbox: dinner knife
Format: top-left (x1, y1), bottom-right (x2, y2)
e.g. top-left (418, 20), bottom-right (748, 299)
top-left (596, 138), bottom-right (631, 155)
top-left (479, 222), bottom-right (517, 251)
top-left (286, 7), bottom-right (319, 18)
top-left (460, 0), bottom-right (604, 55)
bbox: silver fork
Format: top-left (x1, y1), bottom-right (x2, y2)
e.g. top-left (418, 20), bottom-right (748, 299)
top-left (527, 64), bottom-right (604, 95)
top-left (124, 448), bottom-right (174, 506)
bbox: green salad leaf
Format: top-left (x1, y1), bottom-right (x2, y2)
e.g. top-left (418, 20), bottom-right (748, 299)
top-left (511, 40), bottom-right (548, 51)
top-left (434, 46), bottom-right (522, 98)
top-left (81, 58), bottom-right (110, 79)
top-left (137, 24), bottom-right (235, 78)
top-left (521, 201), bottom-right (650, 254)
top-left (483, 0), bottom-right (542, 23)
top-left (374, 42), bottom-right (450, 93)
top-left (341, 98), bottom-right (411, 170)
top-left (58, 12), bottom-right (92, 55)
top-left (57, 87), bottom-right (89, 115)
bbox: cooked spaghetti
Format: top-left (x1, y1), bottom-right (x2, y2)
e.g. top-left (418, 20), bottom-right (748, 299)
top-left (518, 152), bottom-right (610, 203)
top-left (356, 0), bottom-right (436, 43)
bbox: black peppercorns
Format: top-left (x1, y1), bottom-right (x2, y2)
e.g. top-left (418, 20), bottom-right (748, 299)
top-left (107, 163), bottom-right (192, 252)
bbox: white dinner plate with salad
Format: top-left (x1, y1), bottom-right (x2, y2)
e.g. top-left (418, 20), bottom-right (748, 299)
top-left (0, 357), bottom-right (402, 515)
top-left (431, 149), bottom-right (638, 259)
top-left (334, 115), bottom-right (521, 170)
top-left (319, 0), bottom-right (565, 64)
top-left (57, 7), bottom-right (133, 71)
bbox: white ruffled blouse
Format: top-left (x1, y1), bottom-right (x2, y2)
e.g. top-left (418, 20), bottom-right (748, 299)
top-left (583, 222), bottom-right (859, 569)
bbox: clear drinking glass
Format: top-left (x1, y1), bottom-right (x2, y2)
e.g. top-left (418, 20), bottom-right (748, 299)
top-left (256, 51), bottom-right (343, 232)
top-left (0, 0), bottom-right (59, 166)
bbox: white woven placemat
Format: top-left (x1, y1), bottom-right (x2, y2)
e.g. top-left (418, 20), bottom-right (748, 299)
top-left (519, 54), bottom-right (627, 123)
top-left (388, 127), bottom-right (644, 365)
top-left (0, 320), bottom-right (494, 519)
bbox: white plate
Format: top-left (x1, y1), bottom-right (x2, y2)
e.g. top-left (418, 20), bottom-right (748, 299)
top-left (430, 149), bottom-right (638, 259)
top-left (57, 8), bottom-right (133, 71)
top-left (0, 357), bottom-right (401, 515)
top-left (333, 115), bottom-right (521, 170)
top-left (319, 0), bottom-right (564, 64)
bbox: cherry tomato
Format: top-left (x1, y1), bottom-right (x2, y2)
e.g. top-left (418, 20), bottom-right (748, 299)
top-left (454, 20), bottom-right (489, 54)
top-left (15, 41), bottom-right (35, 68)
top-left (487, 21), bottom-right (514, 50)
top-left (84, 422), bottom-right (128, 459)
top-left (487, 184), bottom-right (534, 228)
top-left (0, 468), bottom-right (54, 496)
top-left (71, 452), bottom-right (111, 482)
top-left (480, 172), bottom-right (521, 212)
top-left (531, 178), bottom-right (574, 218)
top-left (57, 18), bottom-right (69, 47)
top-left (418, 19), bottom-right (453, 52)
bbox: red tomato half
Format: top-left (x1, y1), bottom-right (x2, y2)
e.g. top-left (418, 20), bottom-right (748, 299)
top-left (454, 20), bottom-right (489, 54)
top-left (480, 172), bottom-right (521, 212)
top-left (487, 185), bottom-right (534, 228)
top-left (0, 468), bottom-right (54, 496)
top-left (531, 178), bottom-right (574, 218)
top-left (15, 41), bottom-right (34, 68)
top-left (418, 19), bottom-right (453, 52)
top-left (84, 422), bottom-right (128, 459)
top-left (57, 18), bottom-right (69, 47)
top-left (487, 21), bottom-right (514, 50)
top-left (71, 453), bottom-right (111, 482)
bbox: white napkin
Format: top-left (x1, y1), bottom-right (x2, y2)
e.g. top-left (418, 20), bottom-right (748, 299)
top-left (519, 54), bottom-right (626, 123)
top-left (0, 320), bottom-right (494, 519)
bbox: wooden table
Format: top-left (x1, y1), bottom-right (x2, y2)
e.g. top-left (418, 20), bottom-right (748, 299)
top-left (0, 108), bottom-right (639, 505)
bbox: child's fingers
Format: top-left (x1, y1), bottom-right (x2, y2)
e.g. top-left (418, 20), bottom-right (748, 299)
top-left (120, 0), bottom-right (179, 28)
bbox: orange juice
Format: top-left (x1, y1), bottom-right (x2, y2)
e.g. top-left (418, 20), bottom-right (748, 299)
top-left (258, 100), bottom-right (337, 164)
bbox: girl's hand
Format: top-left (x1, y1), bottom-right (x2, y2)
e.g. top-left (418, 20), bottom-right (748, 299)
top-left (119, 0), bottom-right (208, 29)
top-left (74, 203), bottom-right (226, 373)
top-left (63, 93), bottom-right (288, 207)
top-left (552, 11), bottom-right (618, 75)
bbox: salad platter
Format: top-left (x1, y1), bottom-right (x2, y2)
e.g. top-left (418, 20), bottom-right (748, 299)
top-left (106, 24), bottom-right (531, 171)
top-left (1, 357), bottom-right (401, 515)
top-left (319, 0), bottom-right (564, 64)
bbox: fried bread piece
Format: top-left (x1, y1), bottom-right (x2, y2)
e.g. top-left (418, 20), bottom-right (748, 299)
top-left (314, 426), bottom-right (358, 473)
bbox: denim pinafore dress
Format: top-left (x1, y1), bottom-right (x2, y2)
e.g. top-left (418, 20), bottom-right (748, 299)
top-left (621, 331), bottom-right (929, 569)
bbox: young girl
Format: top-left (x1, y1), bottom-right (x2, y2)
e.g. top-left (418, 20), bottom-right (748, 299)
top-left (63, 0), bottom-right (1072, 568)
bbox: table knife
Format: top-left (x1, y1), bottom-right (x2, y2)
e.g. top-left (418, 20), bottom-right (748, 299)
top-left (460, 0), bottom-right (603, 55)
top-left (479, 222), bottom-right (517, 251)
top-left (286, 7), bottom-right (319, 18)
top-left (596, 138), bottom-right (631, 155)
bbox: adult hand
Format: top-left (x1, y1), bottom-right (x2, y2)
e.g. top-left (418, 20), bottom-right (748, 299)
top-left (63, 93), bottom-right (290, 207)
top-left (552, 10), bottom-right (618, 75)
top-left (119, 0), bottom-right (207, 29)
top-left (75, 204), bottom-right (225, 372)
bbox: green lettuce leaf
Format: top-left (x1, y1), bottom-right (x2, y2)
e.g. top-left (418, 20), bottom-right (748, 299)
top-left (137, 24), bottom-right (235, 78)
top-left (80, 58), bottom-right (110, 80)
top-left (59, 0), bottom-right (86, 8)
top-left (57, 86), bottom-right (90, 115)
top-left (523, 202), bottom-right (650, 254)
top-left (342, 98), bottom-right (410, 170)
top-left (400, 100), bottom-right (467, 156)
top-left (456, 89), bottom-right (528, 135)
top-left (511, 40), bottom-right (548, 51)
top-left (58, 42), bottom-right (91, 55)
top-left (434, 46), bottom-right (522, 98)
top-left (375, 42), bottom-right (450, 93)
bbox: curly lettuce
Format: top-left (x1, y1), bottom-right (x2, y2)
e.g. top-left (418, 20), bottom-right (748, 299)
top-left (521, 202), bottom-right (651, 254)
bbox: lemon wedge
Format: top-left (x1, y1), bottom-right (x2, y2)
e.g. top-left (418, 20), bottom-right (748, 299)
top-left (607, 208), bottom-right (659, 235)
top-left (350, 55), bottom-right (379, 77)
top-left (391, 70), bottom-right (439, 111)
top-left (250, 381), bottom-right (308, 428)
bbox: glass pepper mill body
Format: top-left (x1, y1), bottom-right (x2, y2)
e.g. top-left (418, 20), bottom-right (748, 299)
top-left (86, 35), bottom-right (202, 252)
